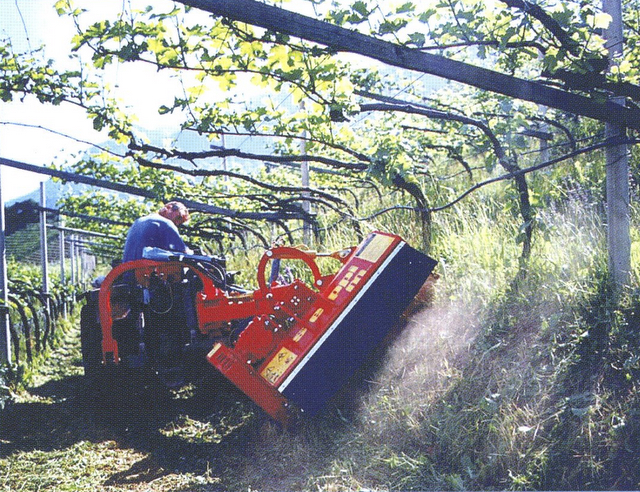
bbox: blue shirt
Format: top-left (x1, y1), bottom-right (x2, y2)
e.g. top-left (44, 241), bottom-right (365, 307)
top-left (122, 213), bottom-right (188, 262)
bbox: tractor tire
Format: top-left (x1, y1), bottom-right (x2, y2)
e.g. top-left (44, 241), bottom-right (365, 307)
top-left (80, 298), bottom-right (103, 380)
top-left (79, 295), bottom-right (168, 424)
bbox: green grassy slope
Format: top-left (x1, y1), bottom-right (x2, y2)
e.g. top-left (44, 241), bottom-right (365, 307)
top-left (1, 199), bottom-right (638, 491)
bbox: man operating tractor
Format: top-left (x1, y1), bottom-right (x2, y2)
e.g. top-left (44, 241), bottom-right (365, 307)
top-left (122, 201), bottom-right (191, 262)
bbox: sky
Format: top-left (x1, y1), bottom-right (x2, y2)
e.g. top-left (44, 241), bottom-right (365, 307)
top-left (1, 1), bottom-right (84, 201)
top-left (0, 0), bottom-right (292, 204)
top-left (0, 0), bottom-right (185, 203)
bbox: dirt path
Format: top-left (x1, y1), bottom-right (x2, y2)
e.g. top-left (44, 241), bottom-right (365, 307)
top-left (0, 323), bottom-right (263, 492)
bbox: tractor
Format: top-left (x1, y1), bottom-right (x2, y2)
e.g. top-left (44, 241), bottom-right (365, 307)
top-left (80, 231), bottom-right (437, 424)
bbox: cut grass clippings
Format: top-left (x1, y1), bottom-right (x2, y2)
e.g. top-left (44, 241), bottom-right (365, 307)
top-left (0, 321), bottom-right (230, 492)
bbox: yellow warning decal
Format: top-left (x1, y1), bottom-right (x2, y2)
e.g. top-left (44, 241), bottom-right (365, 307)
top-left (346, 269), bottom-right (367, 292)
top-left (261, 347), bottom-right (298, 385)
top-left (328, 285), bottom-right (342, 300)
top-left (293, 327), bottom-right (307, 342)
top-left (207, 342), bottom-right (222, 359)
top-left (357, 234), bottom-right (394, 263)
top-left (339, 269), bottom-right (355, 287)
top-left (309, 308), bottom-right (324, 323)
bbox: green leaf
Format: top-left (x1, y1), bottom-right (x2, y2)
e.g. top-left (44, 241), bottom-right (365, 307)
top-left (418, 9), bottom-right (436, 23)
top-left (92, 114), bottom-right (105, 131)
top-left (0, 88), bottom-right (12, 102)
top-left (396, 2), bottom-right (415, 14)
top-left (408, 32), bottom-right (426, 47)
top-left (352, 1), bottom-right (369, 16)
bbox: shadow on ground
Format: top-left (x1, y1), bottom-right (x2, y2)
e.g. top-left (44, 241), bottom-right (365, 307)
top-left (0, 365), bottom-right (267, 489)
top-left (0, 301), bottom-right (437, 491)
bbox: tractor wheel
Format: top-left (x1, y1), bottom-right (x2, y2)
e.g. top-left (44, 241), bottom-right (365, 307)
top-left (80, 299), bottom-right (103, 380)
top-left (79, 296), bottom-right (168, 423)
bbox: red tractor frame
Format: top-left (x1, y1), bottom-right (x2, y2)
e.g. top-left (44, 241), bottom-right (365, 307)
top-left (81, 231), bottom-right (437, 424)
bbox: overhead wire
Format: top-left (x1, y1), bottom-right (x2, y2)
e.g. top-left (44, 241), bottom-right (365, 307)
top-left (13, 0), bottom-right (32, 52)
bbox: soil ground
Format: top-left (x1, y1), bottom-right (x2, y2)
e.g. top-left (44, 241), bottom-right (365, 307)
top-left (0, 323), bottom-right (268, 491)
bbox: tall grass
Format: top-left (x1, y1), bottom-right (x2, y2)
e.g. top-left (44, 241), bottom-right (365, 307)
top-left (225, 188), bottom-right (639, 491)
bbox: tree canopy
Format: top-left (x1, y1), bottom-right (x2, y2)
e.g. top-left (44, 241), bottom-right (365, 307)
top-left (1, 0), bottom-right (638, 258)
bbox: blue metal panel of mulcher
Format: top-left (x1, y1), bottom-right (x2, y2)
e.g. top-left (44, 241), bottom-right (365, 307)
top-left (280, 241), bottom-right (437, 415)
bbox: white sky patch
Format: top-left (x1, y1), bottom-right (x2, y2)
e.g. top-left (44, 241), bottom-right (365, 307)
top-left (1, 0), bottom-right (97, 200)
top-left (0, 0), bottom-right (188, 201)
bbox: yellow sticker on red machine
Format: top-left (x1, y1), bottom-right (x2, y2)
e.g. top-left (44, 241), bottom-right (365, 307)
top-left (293, 327), bottom-right (307, 342)
top-left (261, 347), bottom-right (298, 385)
top-left (328, 285), bottom-right (342, 300)
top-left (346, 269), bottom-right (367, 292)
top-left (357, 234), bottom-right (395, 263)
top-left (207, 342), bottom-right (222, 359)
top-left (309, 308), bottom-right (324, 323)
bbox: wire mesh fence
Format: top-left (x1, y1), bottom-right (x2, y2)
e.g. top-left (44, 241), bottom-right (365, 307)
top-left (2, 217), bottom-right (104, 370)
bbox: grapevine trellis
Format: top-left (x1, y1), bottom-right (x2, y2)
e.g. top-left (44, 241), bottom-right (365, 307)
top-left (0, 163), bottom-right (123, 370)
top-left (5, 279), bottom-right (77, 365)
top-left (0, 0), bottom-right (635, 388)
top-left (1, 213), bottom-right (101, 368)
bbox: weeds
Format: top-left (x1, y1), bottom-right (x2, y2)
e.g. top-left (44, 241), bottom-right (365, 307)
top-left (1, 196), bottom-right (639, 491)
top-left (538, 278), bottom-right (640, 489)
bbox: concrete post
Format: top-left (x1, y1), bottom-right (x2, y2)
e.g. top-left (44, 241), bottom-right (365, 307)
top-left (70, 235), bottom-right (76, 285)
top-left (59, 227), bottom-right (67, 318)
top-left (300, 102), bottom-right (311, 246)
top-left (59, 226), bottom-right (66, 284)
top-left (39, 182), bottom-right (50, 313)
top-left (603, 0), bottom-right (630, 289)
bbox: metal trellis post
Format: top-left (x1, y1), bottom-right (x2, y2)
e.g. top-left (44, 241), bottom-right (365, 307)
top-left (39, 182), bottom-right (50, 313)
top-left (0, 167), bottom-right (11, 364)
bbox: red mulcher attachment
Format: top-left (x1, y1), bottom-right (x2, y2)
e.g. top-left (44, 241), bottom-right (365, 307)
top-left (95, 231), bottom-right (436, 424)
